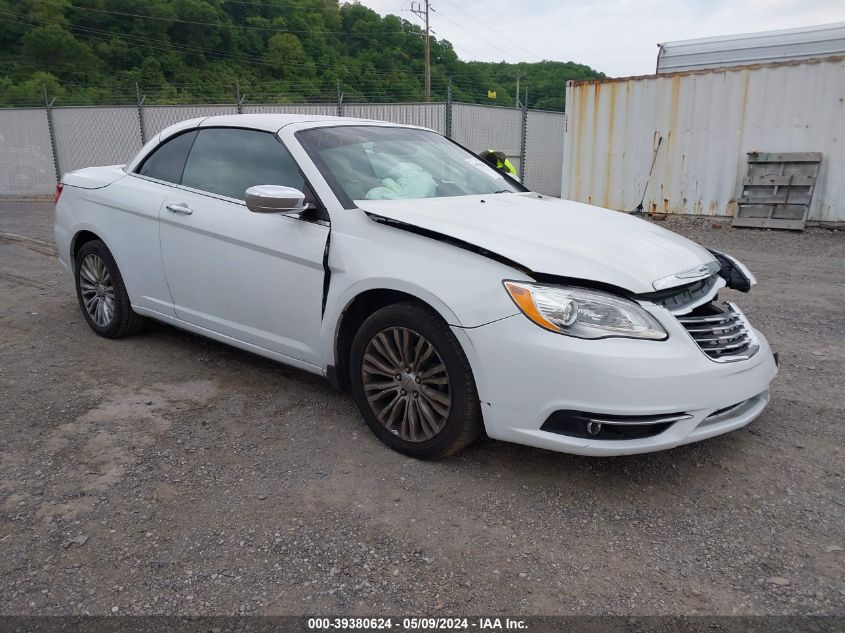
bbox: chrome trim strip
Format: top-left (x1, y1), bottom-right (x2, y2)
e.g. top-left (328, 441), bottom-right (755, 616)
top-left (698, 392), bottom-right (767, 428)
top-left (684, 323), bottom-right (743, 333)
top-left (678, 313), bottom-right (741, 324)
top-left (585, 413), bottom-right (693, 426)
top-left (693, 328), bottom-right (746, 343)
top-left (653, 260), bottom-right (721, 291)
top-left (706, 338), bottom-right (753, 352)
top-left (705, 401), bottom-right (747, 420)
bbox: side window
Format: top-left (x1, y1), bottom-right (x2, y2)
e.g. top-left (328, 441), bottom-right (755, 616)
top-left (136, 130), bottom-right (198, 183)
top-left (181, 128), bottom-right (305, 200)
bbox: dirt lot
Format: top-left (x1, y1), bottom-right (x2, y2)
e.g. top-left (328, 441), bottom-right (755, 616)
top-left (0, 200), bottom-right (843, 616)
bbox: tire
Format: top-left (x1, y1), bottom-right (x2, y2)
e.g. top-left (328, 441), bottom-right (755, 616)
top-left (74, 239), bottom-right (145, 339)
top-left (349, 301), bottom-right (483, 459)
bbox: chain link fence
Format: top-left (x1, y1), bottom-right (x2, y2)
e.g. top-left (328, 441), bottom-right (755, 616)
top-left (143, 105), bottom-right (238, 139)
top-left (0, 108), bottom-right (55, 196)
top-left (525, 109), bottom-right (566, 196)
top-left (244, 103), bottom-right (337, 117)
top-left (0, 100), bottom-right (563, 197)
top-left (341, 103), bottom-right (447, 135)
top-left (52, 107), bottom-right (144, 176)
top-left (451, 103), bottom-right (525, 173)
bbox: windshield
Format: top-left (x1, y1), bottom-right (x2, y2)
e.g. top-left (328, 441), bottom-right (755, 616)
top-left (297, 125), bottom-right (524, 205)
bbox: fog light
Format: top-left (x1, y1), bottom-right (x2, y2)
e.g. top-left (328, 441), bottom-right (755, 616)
top-left (586, 421), bottom-right (602, 436)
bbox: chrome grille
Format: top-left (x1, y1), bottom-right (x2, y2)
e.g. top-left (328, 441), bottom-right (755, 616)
top-left (677, 302), bottom-right (759, 362)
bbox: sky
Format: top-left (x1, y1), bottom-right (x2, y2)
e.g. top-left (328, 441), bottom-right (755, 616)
top-left (353, 0), bottom-right (845, 76)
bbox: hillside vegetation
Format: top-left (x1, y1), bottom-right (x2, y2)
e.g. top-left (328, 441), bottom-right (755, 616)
top-left (0, 0), bottom-right (605, 109)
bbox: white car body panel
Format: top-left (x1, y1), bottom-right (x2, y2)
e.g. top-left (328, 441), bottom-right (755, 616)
top-left (357, 194), bottom-right (718, 294)
top-left (323, 209), bottom-right (524, 327)
top-left (54, 113), bottom-right (778, 457)
top-left (157, 185), bottom-right (328, 365)
top-left (62, 165), bottom-right (126, 190)
top-left (130, 305), bottom-right (323, 374)
top-left (54, 174), bottom-right (176, 317)
top-left (461, 311), bottom-right (777, 456)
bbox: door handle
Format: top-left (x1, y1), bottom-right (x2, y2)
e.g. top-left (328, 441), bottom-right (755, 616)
top-left (166, 203), bottom-right (193, 215)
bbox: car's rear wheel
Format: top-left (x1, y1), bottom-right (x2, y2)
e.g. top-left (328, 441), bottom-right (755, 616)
top-left (349, 302), bottom-right (483, 459)
top-left (74, 239), bottom-right (145, 338)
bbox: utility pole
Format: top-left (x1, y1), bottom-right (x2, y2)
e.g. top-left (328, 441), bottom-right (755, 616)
top-left (445, 76), bottom-right (453, 138)
top-left (515, 72), bottom-right (520, 108)
top-left (336, 78), bottom-right (344, 117)
top-left (410, 0), bottom-right (431, 101)
top-left (235, 79), bottom-right (244, 114)
top-left (519, 87), bottom-right (528, 180)
top-left (43, 84), bottom-right (60, 183)
top-left (135, 82), bottom-right (147, 144)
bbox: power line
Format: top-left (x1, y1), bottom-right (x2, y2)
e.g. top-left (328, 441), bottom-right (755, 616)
top-left (428, 7), bottom-right (521, 64)
top-left (437, 0), bottom-right (547, 62)
top-left (1, 10), bottom-right (435, 80)
top-left (1, 17), bottom-right (523, 87)
top-left (30, 1), bottom-right (420, 36)
top-left (10, 4), bottom-right (549, 79)
top-left (9, 5), bottom-right (503, 85)
top-left (218, 0), bottom-right (401, 11)
top-left (355, 7), bottom-right (415, 13)
top-left (0, 46), bottom-right (534, 86)
top-left (217, 0), bottom-right (412, 12)
top-left (392, 0), bottom-right (528, 64)
top-left (409, 1), bottom-right (431, 101)
top-left (1, 8), bottom-right (555, 103)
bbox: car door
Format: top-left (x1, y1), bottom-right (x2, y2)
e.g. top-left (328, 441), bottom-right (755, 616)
top-left (109, 129), bottom-right (200, 317)
top-left (158, 127), bottom-right (329, 367)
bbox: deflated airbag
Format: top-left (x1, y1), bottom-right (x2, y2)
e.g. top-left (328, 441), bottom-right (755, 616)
top-left (365, 162), bottom-right (437, 200)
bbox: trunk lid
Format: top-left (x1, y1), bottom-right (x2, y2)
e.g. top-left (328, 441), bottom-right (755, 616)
top-left (62, 165), bottom-right (127, 190)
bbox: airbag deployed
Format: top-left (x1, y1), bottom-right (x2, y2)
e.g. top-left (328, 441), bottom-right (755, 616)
top-left (365, 162), bottom-right (437, 200)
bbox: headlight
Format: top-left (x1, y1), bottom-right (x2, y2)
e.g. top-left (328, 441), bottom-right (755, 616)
top-left (503, 281), bottom-right (668, 340)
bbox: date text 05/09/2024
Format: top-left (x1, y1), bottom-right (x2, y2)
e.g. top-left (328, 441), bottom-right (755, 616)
top-left (307, 617), bottom-right (528, 630)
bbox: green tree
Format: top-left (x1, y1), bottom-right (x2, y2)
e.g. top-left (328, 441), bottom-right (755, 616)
top-left (0, 0), bottom-right (605, 107)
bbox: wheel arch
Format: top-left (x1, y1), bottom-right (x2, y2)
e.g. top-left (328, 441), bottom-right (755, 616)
top-left (70, 229), bottom-right (105, 263)
top-left (70, 228), bottom-right (107, 268)
top-left (66, 220), bottom-right (151, 314)
top-left (328, 285), bottom-right (462, 392)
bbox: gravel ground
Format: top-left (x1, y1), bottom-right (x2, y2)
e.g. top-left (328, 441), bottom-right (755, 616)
top-left (0, 201), bottom-right (843, 616)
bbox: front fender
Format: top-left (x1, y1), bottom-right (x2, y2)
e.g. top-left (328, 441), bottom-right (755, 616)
top-left (318, 215), bottom-right (526, 370)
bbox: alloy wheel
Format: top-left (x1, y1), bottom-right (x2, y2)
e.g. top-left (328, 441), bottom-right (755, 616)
top-left (78, 253), bottom-right (115, 328)
top-left (361, 326), bottom-right (451, 442)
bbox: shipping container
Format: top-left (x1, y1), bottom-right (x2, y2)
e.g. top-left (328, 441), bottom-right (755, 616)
top-left (561, 56), bottom-right (845, 222)
top-left (657, 22), bottom-right (845, 74)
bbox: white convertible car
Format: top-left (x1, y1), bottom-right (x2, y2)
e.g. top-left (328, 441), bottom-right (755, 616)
top-left (54, 114), bottom-right (778, 459)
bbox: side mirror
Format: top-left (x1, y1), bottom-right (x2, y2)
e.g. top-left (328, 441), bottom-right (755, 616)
top-left (245, 185), bottom-right (307, 215)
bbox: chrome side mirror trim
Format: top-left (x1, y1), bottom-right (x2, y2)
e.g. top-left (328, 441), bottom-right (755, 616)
top-left (245, 185), bottom-right (307, 215)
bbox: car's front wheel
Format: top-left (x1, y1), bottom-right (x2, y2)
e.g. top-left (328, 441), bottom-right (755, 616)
top-left (74, 239), bottom-right (145, 338)
top-left (349, 302), bottom-right (483, 459)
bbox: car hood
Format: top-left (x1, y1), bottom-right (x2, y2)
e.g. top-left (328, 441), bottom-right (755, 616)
top-left (356, 193), bottom-right (717, 294)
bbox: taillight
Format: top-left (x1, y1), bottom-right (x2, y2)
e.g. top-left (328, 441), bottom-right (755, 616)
top-left (54, 183), bottom-right (63, 204)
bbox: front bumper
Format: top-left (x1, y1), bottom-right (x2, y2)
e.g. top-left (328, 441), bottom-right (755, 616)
top-left (457, 307), bottom-right (778, 457)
